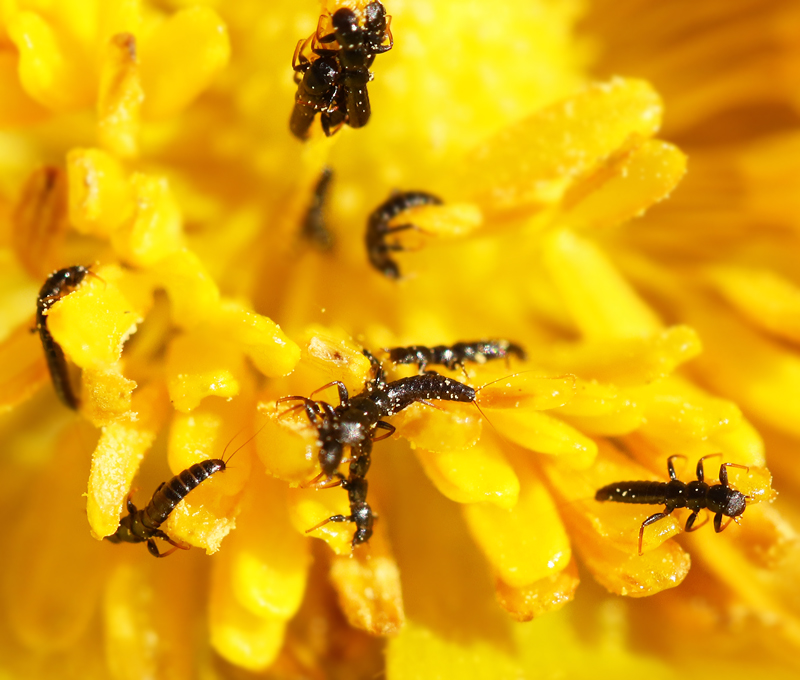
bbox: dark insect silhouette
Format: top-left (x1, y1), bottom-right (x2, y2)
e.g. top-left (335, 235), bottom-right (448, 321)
top-left (301, 166), bottom-right (335, 250)
top-left (278, 350), bottom-right (476, 547)
top-left (290, 2), bottom-right (392, 139)
top-left (36, 265), bottom-right (90, 409)
top-left (385, 339), bottom-right (526, 373)
top-left (106, 426), bottom-right (260, 557)
top-left (595, 454), bottom-right (750, 555)
top-left (366, 190), bottom-right (442, 278)
top-left (105, 459), bottom-right (227, 557)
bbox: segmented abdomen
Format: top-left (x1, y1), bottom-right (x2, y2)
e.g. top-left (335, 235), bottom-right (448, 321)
top-left (381, 373), bottom-right (476, 415)
top-left (145, 459), bottom-right (226, 528)
top-left (595, 481), bottom-right (670, 505)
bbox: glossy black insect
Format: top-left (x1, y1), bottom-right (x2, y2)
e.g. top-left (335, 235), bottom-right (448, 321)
top-left (385, 339), bottom-right (527, 373)
top-left (290, 55), bottom-right (343, 140)
top-left (595, 454), bottom-right (750, 555)
top-left (290, 2), bottom-right (392, 139)
top-left (301, 166), bottom-right (335, 250)
top-left (105, 459), bottom-right (227, 557)
top-left (36, 265), bottom-right (90, 409)
top-left (306, 473), bottom-right (374, 548)
top-left (366, 191), bottom-right (443, 278)
top-left (278, 353), bottom-right (476, 485)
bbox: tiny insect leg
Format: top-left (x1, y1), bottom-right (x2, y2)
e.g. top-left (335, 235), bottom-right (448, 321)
top-left (372, 420), bottom-right (395, 441)
top-left (638, 511), bottom-right (671, 555)
top-left (305, 514), bottom-right (353, 534)
top-left (714, 513), bottom-right (735, 533)
top-left (684, 510), bottom-right (709, 532)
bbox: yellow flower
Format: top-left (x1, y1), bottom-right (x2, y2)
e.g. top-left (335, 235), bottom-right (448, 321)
top-left (0, 0), bottom-right (797, 678)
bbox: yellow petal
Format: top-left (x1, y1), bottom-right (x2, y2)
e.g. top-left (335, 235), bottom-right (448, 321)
top-left (495, 558), bottom-right (580, 621)
top-left (392, 402), bottom-right (482, 453)
top-left (463, 77), bottom-right (663, 216)
top-left (66, 148), bottom-right (135, 237)
top-left (705, 265), bottom-right (800, 344)
top-left (140, 7), bottom-right (230, 119)
top-left (6, 421), bottom-right (108, 650)
top-left (81, 365), bottom-right (136, 426)
top-left (165, 330), bottom-right (245, 412)
top-left (415, 433), bottom-right (520, 509)
top-left (87, 382), bottom-right (169, 537)
top-left (227, 473), bottom-right (310, 619)
top-left (8, 11), bottom-right (94, 110)
top-left (542, 228), bottom-right (662, 339)
top-left (215, 303), bottom-right (301, 378)
top-left (0, 322), bottom-right (48, 412)
top-left (47, 264), bottom-right (150, 369)
top-left (209, 558), bottom-right (286, 672)
top-left (487, 408), bottom-right (598, 469)
top-left (562, 138), bottom-right (687, 231)
top-left (476, 372), bottom-right (576, 410)
top-left (463, 461), bottom-right (571, 587)
top-left (152, 249), bottom-right (221, 329)
top-left (104, 560), bottom-right (196, 680)
top-left (330, 529), bottom-right (405, 635)
top-left (11, 166), bottom-right (68, 279)
top-left (111, 172), bottom-right (184, 266)
top-left (288, 484), bottom-right (355, 556)
top-left (97, 32), bottom-right (144, 158)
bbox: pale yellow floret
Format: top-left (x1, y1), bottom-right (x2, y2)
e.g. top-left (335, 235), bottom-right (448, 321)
top-left (555, 379), bottom-right (645, 436)
top-left (391, 402), bottom-right (482, 453)
top-left (329, 530), bottom-right (405, 636)
top-left (496, 558), bottom-right (580, 621)
top-left (461, 78), bottom-right (663, 216)
top-left (416, 434), bottom-right (520, 509)
top-left (0, 322), bottom-right (48, 411)
top-left (165, 329), bottom-right (246, 412)
top-left (561, 138), bottom-right (687, 231)
top-left (67, 148), bottom-right (134, 238)
top-left (6, 421), bottom-right (106, 651)
top-left (287, 484), bottom-right (355, 556)
top-left (110, 172), bottom-right (184, 267)
top-left (7, 10), bottom-right (94, 110)
top-left (226, 473), bottom-right (310, 619)
top-left (151, 249), bottom-right (221, 329)
top-left (47, 264), bottom-right (150, 369)
top-left (103, 561), bottom-right (197, 680)
top-left (87, 382), bottom-right (169, 538)
top-left (81, 365), bottom-right (137, 427)
top-left (97, 32), bottom-right (143, 158)
top-left (487, 408), bottom-right (598, 469)
top-left (139, 7), bottom-right (230, 119)
top-left (542, 229), bottom-right (662, 339)
top-left (463, 460), bottom-right (571, 588)
top-left (11, 166), bottom-right (69, 279)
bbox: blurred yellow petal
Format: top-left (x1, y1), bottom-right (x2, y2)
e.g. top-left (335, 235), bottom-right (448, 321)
top-left (495, 558), bottom-right (580, 621)
top-left (463, 460), bottom-right (571, 587)
top-left (97, 32), bottom-right (143, 158)
top-left (463, 78), bottom-right (663, 216)
top-left (140, 7), bottom-right (230, 119)
top-left (87, 382), bottom-right (168, 537)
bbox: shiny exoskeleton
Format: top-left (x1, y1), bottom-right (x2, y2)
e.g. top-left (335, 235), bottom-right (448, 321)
top-left (290, 56), bottom-right (343, 140)
top-left (595, 454), bottom-right (749, 555)
top-left (366, 191), bottom-right (443, 278)
top-left (306, 473), bottom-right (374, 547)
top-left (386, 339), bottom-right (527, 373)
top-left (279, 350), bottom-right (476, 546)
top-left (105, 459), bottom-right (226, 557)
top-left (36, 265), bottom-right (90, 409)
top-left (279, 357), bottom-right (476, 482)
top-left (290, 2), bottom-right (392, 139)
top-left (302, 166), bottom-right (335, 250)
